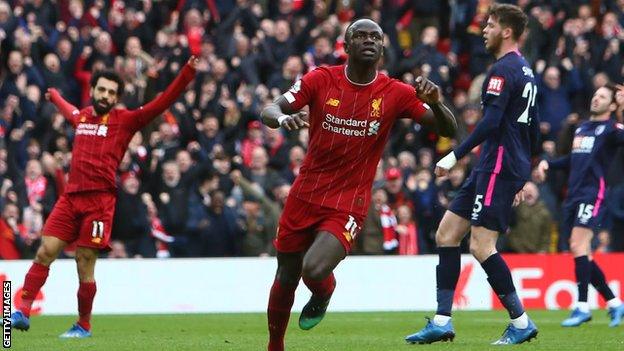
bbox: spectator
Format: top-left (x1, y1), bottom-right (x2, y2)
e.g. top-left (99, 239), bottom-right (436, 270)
top-left (506, 182), bottom-right (552, 253)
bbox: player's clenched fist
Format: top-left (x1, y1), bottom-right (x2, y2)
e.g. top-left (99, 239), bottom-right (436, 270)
top-left (187, 55), bottom-right (199, 69)
top-left (278, 111), bottom-right (309, 131)
top-left (415, 76), bottom-right (441, 105)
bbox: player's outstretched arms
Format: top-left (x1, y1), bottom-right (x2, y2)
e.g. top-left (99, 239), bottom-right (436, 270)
top-left (261, 95), bottom-right (309, 131)
top-left (415, 76), bottom-right (457, 138)
top-left (534, 160), bottom-right (549, 183)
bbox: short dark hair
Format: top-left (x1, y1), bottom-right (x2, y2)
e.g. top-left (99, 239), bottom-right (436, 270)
top-left (604, 82), bottom-right (619, 105)
top-left (90, 70), bottom-right (125, 96)
top-left (488, 3), bottom-right (528, 41)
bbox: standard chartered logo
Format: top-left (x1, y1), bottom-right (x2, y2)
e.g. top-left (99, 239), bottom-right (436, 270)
top-left (322, 114), bottom-right (380, 137)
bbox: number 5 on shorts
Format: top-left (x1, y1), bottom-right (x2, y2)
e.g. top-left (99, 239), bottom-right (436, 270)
top-left (472, 195), bottom-right (484, 220)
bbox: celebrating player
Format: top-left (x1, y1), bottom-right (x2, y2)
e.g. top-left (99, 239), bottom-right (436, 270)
top-left (535, 84), bottom-right (624, 328)
top-left (261, 18), bottom-right (457, 351)
top-left (405, 4), bottom-right (540, 345)
top-left (10, 57), bottom-right (198, 338)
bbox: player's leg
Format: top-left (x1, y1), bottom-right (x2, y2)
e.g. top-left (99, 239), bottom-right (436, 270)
top-left (588, 259), bottom-right (624, 327)
top-left (470, 226), bottom-right (537, 344)
top-left (562, 226), bottom-right (593, 327)
top-left (405, 210), bottom-right (469, 344)
top-left (268, 251), bottom-right (303, 351)
top-left (406, 173), bottom-right (477, 344)
top-left (267, 195), bottom-right (315, 351)
top-left (59, 247), bottom-right (98, 338)
top-left (10, 235), bottom-right (68, 331)
top-left (298, 231), bottom-right (344, 330)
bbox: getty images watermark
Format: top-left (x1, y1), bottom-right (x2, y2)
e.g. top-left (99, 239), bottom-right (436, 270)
top-left (2, 281), bottom-right (10, 348)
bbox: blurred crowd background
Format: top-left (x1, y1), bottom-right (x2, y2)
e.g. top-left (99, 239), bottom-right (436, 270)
top-left (0, 0), bottom-right (624, 260)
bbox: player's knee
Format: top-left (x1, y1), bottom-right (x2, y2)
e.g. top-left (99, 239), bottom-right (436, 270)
top-left (34, 244), bottom-right (58, 265)
top-left (276, 266), bottom-right (301, 286)
top-left (469, 238), bottom-right (493, 262)
top-left (301, 260), bottom-right (330, 282)
top-left (435, 227), bottom-right (461, 246)
top-left (569, 239), bottom-right (588, 256)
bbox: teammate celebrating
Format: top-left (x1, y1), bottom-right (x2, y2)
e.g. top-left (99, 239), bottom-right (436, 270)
top-left (10, 57), bottom-right (198, 338)
top-left (535, 84), bottom-right (624, 328)
top-left (261, 19), bottom-right (457, 351)
top-left (406, 4), bottom-right (540, 345)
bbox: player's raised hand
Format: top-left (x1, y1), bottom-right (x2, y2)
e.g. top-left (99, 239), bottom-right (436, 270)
top-left (44, 88), bottom-right (53, 100)
top-left (279, 111), bottom-right (309, 131)
top-left (187, 55), bottom-right (199, 69)
top-left (534, 160), bottom-right (549, 183)
top-left (415, 76), bottom-right (441, 105)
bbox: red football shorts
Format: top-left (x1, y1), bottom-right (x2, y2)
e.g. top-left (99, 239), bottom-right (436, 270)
top-left (43, 191), bottom-right (116, 251)
top-left (275, 195), bottom-right (365, 254)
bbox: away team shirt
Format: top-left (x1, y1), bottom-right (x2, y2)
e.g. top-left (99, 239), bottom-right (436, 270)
top-left (550, 120), bottom-right (624, 202)
top-left (283, 65), bottom-right (428, 216)
top-left (476, 51), bottom-right (540, 181)
top-left (49, 64), bottom-right (195, 194)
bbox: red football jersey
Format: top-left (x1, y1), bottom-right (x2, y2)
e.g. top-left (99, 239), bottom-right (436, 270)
top-left (283, 65), bottom-right (428, 216)
top-left (49, 64), bottom-right (195, 194)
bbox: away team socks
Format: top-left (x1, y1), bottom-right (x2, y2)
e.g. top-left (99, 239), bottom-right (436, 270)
top-left (268, 280), bottom-right (298, 351)
top-left (590, 260), bottom-right (616, 301)
top-left (435, 247), bottom-right (461, 317)
top-left (481, 253), bottom-right (525, 319)
top-left (19, 262), bottom-right (50, 317)
top-left (303, 273), bottom-right (336, 298)
top-left (77, 282), bottom-right (97, 331)
top-left (575, 256), bottom-right (590, 303)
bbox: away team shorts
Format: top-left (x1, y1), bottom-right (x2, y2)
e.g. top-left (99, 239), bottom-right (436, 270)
top-left (275, 195), bottom-right (365, 254)
top-left (43, 191), bottom-right (116, 251)
top-left (560, 193), bottom-right (608, 238)
top-left (449, 171), bottom-right (526, 233)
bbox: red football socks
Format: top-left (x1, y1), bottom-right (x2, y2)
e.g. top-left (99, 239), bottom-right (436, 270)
top-left (303, 273), bottom-right (336, 298)
top-left (267, 280), bottom-right (298, 351)
top-left (77, 282), bottom-right (97, 331)
top-left (19, 262), bottom-right (50, 317)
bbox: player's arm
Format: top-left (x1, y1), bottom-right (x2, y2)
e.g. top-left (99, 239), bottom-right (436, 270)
top-left (535, 155), bottom-right (570, 183)
top-left (261, 96), bottom-right (309, 131)
top-left (261, 68), bottom-right (326, 130)
top-left (45, 88), bottom-right (80, 127)
top-left (414, 77), bottom-right (457, 138)
top-left (435, 104), bottom-right (505, 176)
top-left (128, 56), bottom-right (198, 130)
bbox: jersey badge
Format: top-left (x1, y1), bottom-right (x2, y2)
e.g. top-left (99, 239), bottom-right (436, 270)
top-left (371, 97), bottom-right (382, 117)
top-left (486, 76), bottom-right (505, 96)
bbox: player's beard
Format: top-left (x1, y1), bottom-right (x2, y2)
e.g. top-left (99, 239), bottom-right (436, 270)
top-left (92, 97), bottom-right (113, 115)
top-left (486, 33), bottom-right (503, 56)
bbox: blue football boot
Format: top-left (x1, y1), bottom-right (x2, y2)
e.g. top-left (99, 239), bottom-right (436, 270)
top-left (561, 308), bottom-right (592, 327)
top-left (405, 317), bottom-right (455, 344)
top-left (59, 323), bottom-right (92, 338)
top-left (9, 311), bottom-right (30, 331)
top-left (608, 304), bottom-right (624, 327)
top-left (492, 318), bottom-right (538, 345)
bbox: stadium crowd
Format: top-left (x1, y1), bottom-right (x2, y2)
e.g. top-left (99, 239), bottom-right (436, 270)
top-left (0, 0), bottom-right (624, 259)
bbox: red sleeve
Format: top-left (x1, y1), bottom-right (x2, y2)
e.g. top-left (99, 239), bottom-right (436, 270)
top-left (282, 68), bottom-right (329, 111)
top-left (396, 82), bottom-right (429, 121)
top-left (125, 63), bottom-right (196, 131)
top-left (48, 88), bottom-right (80, 127)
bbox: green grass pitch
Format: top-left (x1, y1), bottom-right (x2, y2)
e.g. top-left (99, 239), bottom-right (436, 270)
top-left (8, 310), bottom-right (624, 350)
